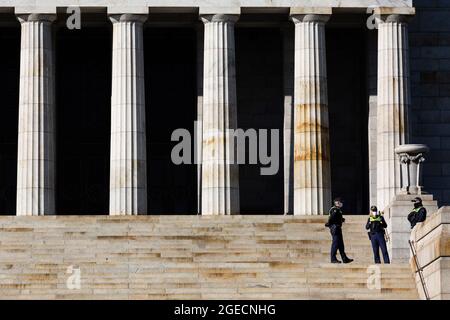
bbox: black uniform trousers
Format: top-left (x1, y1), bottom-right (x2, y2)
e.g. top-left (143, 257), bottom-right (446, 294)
top-left (330, 225), bottom-right (345, 260)
top-left (370, 232), bottom-right (390, 264)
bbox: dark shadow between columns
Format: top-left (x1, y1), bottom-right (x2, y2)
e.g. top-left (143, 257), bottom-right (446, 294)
top-left (327, 28), bottom-right (369, 215)
top-left (55, 20), bottom-right (111, 215)
top-left (235, 27), bottom-right (284, 214)
top-left (0, 19), bottom-right (20, 215)
top-left (144, 27), bottom-right (198, 214)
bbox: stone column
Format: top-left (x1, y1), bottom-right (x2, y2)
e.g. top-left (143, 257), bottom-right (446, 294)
top-left (282, 23), bottom-right (294, 215)
top-left (16, 14), bottom-right (56, 216)
top-left (196, 22), bottom-right (204, 215)
top-left (291, 12), bottom-right (331, 215)
top-left (200, 14), bottom-right (239, 215)
top-left (109, 14), bottom-right (147, 215)
top-left (376, 14), bottom-right (411, 210)
top-left (367, 31), bottom-right (378, 206)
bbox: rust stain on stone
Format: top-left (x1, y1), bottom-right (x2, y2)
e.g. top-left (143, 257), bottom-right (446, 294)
top-left (294, 149), bottom-right (329, 161)
top-left (205, 136), bottom-right (216, 145)
top-left (97, 218), bottom-right (132, 223)
top-left (5, 248), bottom-right (26, 253)
top-left (201, 272), bottom-right (257, 279)
top-left (23, 273), bottom-right (56, 281)
top-left (64, 231), bottom-right (87, 236)
top-left (97, 235), bottom-right (137, 240)
top-left (256, 240), bottom-right (286, 244)
top-left (163, 235), bottom-right (224, 241)
top-left (269, 261), bottom-right (301, 269)
top-left (163, 236), bottom-right (195, 240)
top-left (295, 122), bottom-right (329, 134)
top-left (255, 223), bottom-right (283, 229)
top-left (0, 284), bottom-right (27, 289)
top-left (0, 227), bottom-right (34, 232)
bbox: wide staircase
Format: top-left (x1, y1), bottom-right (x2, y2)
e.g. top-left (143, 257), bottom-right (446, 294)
top-left (0, 215), bottom-right (418, 299)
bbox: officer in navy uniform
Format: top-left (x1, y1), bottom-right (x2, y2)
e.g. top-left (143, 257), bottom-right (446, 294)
top-left (407, 197), bottom-right (427, 229)
top-left (366, 206), bottom-right (390, 264)
top-left (325, 197), bottom-right (354, 264)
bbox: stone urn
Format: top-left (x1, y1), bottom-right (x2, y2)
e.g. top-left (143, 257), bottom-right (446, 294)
top-left (395, 144), bottom-right (429, 195)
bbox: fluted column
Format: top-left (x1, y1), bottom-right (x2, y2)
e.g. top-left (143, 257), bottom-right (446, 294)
top-left (16, 14), bottom-right (56, 216)
top-left (291, 14), bottom-right (331, 215)
top-left (376, 14), bottom-right (411, 210)
top-left (282, 24), bottom-right (294, 215)
top-left (200, 14), bottom-right (239, 215)
top-left (109, 14), bottom-right (147, 215)
top-left (196, 22), bottom-right (204, 215)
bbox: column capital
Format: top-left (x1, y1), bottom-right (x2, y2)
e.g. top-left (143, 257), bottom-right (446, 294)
top-left (377, 14), bottom-right (414, 24)
top-left (16, 13), bottom-right (56, 24)
top-left (290, 7), bottom-right (331, 24)
top-left (200, 14), bottom-right (239, 24)
top-left (109, 14), bottom-right (147, 24)
top-left (290, 14), bottom-right (330, 24)
top-left (373, 6), bottom-right (415, 24)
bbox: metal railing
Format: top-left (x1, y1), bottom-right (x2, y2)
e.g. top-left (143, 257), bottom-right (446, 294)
top-left (408, 240), bottom-right (430, 300)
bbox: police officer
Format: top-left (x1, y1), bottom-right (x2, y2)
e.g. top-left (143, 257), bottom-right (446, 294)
top-left (407, 197), bottom-right (427, 229)
top-left (366, 206), bottom-right (390, 264)
top-left (326, 197), bottom-right (354, 264)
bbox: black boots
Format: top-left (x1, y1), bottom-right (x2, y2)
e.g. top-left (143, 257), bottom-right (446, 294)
top-left (331, 255), bottom-right (353, 264)
top-left (331, 259), bottom-right (342, 263)
top-left (342, 256), bottom-right (354, 264)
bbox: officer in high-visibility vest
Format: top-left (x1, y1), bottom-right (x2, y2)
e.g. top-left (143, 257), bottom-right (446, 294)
top-left (365, 206), bottom-right (390, 264)
top-left (407, 197), bottom-right (427, 229)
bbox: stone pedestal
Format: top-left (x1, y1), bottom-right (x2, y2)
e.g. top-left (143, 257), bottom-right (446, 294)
top-left (16, 14), bottom-right (56, 216)
top-left (385, 194), bottom-right (438, 263)
top-left (109, 14), bottom-right (147, 215)
top-left (290, 12), bottom-right (331, 215)
top-left (200, 14), bottom-right (240, 215)
top-left (385, 144), bottom-right (437, 262)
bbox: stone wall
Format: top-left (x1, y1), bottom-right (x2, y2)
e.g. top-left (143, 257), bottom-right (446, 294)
top-left (409, 1), bottom-right (450, 206)
top-left (410, 206), bottom-right (450, 300)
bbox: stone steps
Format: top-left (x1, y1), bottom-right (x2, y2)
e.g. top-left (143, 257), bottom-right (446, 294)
top-left (0, 215), bottom-right (418, 299)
